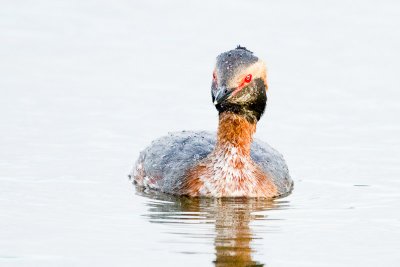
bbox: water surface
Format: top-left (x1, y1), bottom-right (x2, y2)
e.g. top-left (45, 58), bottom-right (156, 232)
top-left (1, 0), bottom-right (400, 266)
top-left (137, 188), bottom-right (289, 266)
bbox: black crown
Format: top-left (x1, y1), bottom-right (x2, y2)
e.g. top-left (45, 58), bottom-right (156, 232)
top-left (236, 45), bottom-right (253, 53)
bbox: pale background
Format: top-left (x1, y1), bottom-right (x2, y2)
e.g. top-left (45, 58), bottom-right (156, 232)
top-left (1, 0), bottom-right (400, 266)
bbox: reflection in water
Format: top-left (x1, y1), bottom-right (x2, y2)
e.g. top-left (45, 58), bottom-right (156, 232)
top-left (136, 188), bottom-right (290, 266)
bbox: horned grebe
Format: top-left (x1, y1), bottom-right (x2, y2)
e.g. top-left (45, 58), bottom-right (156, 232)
top-left (131, 46), bottom-right (293, 198)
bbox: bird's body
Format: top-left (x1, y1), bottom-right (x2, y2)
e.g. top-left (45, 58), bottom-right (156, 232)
top-left (132, 46), bottom-right (293, 198)
top-left (133, 130), bottom-right (292, 198)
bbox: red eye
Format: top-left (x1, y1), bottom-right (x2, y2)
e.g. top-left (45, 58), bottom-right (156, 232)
top-left (244, 74), bottom-right (252, 83)
top-left (213, 72), bottom-right (217, 80)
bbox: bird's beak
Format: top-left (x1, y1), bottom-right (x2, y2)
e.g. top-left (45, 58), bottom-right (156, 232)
top-left (213, 86), bottom-right (232, 105)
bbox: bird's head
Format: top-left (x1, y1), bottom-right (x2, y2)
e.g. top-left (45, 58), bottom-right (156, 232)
top-left (211, 46), bottom-right (268, 123)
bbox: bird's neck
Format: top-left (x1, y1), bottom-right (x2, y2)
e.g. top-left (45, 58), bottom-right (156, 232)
top-left (216, 112), bottom-right (256, 157)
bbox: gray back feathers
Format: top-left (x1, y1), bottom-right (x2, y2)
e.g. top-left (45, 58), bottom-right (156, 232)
top-left (132, 131), bottom-right (293, 197)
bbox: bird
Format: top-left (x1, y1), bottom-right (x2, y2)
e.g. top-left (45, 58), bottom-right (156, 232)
top-left (131, 46), bottom-right (293, 198)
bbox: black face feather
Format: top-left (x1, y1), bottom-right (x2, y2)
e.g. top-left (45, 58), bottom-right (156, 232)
top-left (215, 78), bottom-right (267, 124)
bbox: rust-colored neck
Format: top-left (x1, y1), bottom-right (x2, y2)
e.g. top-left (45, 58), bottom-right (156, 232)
top-left (216, 112), bottom-right (256, 156)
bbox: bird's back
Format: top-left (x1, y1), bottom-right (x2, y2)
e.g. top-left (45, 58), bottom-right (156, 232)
top-left (131, 131), bottom-right (293, 197)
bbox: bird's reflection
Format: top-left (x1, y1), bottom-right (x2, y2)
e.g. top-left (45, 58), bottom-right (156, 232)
top-left (136, 188), bottom-right (289, 266)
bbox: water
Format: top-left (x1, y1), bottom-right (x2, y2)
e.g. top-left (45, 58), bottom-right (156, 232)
top-left (136, 189), bottom-right (289, 266)
top-left (1, 0), bottom-right (400, 266)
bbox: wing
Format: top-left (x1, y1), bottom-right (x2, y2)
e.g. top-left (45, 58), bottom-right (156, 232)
top-left (131, 131), bottom-right (216, 194)
top-left (251, 139), bottom-right (293, 196)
